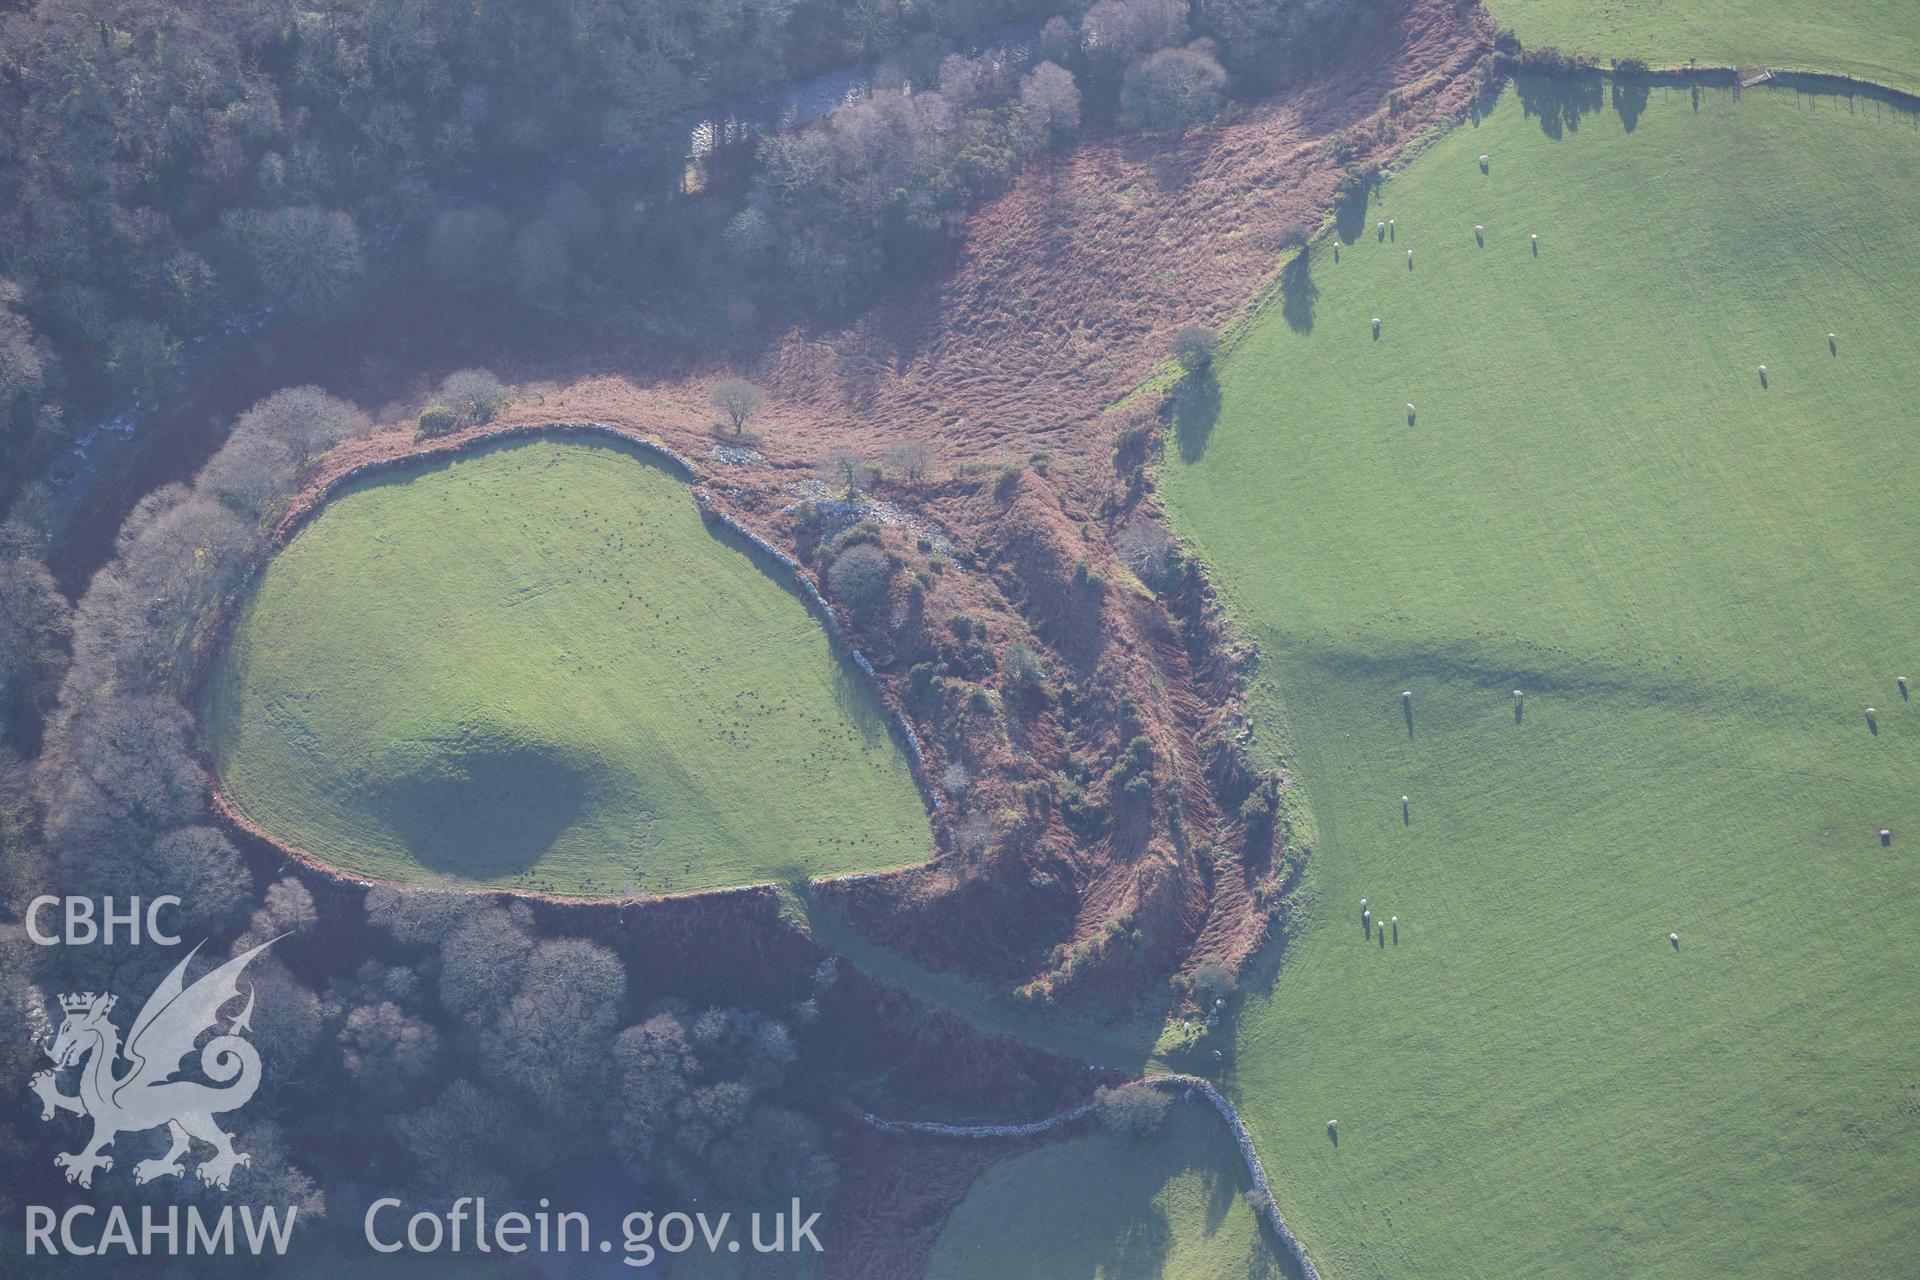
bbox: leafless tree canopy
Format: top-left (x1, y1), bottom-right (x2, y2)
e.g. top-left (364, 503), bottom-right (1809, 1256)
top-left (1117, 518), bottom-right (1176, 579)
top-left (711, 378), bottom-right (767, 433)
top-left (885, 438), bottom-right (937, 480)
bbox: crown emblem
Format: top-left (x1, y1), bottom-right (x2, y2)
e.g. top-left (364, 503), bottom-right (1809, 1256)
top-left (58, 992), bottom-right (114, 1016)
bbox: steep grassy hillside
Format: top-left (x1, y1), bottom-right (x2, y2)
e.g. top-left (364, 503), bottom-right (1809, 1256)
top-left (930, 1106), bottom-right (1282, 1279)
top-left (205, 437), bottom-right (930, 896)
top-left (1162, 78), bottom-right (1920, 1278)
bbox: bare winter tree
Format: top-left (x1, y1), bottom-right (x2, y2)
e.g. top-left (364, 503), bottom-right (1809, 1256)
top-left (241, 205), bottom-right (366, 318)
top-left (820, 446), bottom-right (873, 495)
top-left (1019, 61), bottom-right (1083, 150)
top-left (438, 905), bottom-right (537, 1022)
top-left (885, 439), bottom-right (936, 481)
top-left (1117, 518), bottom-right (1175, 579)
top-left (341, 1002), bottom-right (441, 1099)
top-left (199, 387), bottom-right (366, 519)
top-left (711, 379), bottom-right (766, 434)
top-left (479, 938), bottom-right (627, 1114)
top-left (40, 694), bottom-right (208, 870)
top-left (1081, 0), bottom-right (1189, 77)
top-left (438, 368), bottom-right (509, 425)
top-left (0, 548), bottom-right (71, 739)
top-left (249, 876), bottom-right (319, 939)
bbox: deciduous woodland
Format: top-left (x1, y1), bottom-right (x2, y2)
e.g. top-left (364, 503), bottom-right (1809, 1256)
top-left (0, 0), bottom-right (1391, 484)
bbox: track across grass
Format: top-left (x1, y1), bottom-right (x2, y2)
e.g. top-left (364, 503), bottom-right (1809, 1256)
top-left (1487, 0), bottom-right (1920, 91)
top-left (1161, 78), bottom-right (1920, 1278)
top-left (929, 1104), bottom-right (1284, 1280)
top-left (204, 437), bottom-right (931, 896)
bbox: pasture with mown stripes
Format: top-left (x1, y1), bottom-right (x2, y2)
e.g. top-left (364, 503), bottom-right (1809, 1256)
top-left (1162, 76), bottom-right (1920, 1279)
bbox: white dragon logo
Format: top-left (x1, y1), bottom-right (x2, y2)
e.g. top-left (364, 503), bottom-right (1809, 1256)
top-left (28, 938), bottom-right (278, 1190)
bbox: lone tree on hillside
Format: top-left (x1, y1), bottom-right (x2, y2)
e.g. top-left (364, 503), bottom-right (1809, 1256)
top-left (1117, 518), bottom-right (1174, 579)
top-left (820, 447), bottom-right (873, 496)
top-left (885, 439), bottom-right (936, 481)
top-left (1171, 325), bottom-right (1218, 372)
top-left (711, 379), bottom-right (765, 435)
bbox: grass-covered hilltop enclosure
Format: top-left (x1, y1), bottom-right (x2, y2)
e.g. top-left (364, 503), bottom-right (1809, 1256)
top-left (1162, 75), bottom-right (1920, 1278)
top-left (204, 436), bottom-right (932, 896)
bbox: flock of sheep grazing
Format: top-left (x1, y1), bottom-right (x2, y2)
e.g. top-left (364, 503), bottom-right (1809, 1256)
top-left (1336, 148), bottom-right (1846, 426)
top-left (1304, 140), bottom-right (1902, 1167)
top-left (1364, 663), bottom-right (1900, 961)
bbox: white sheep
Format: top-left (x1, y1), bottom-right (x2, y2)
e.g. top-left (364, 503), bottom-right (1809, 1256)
top-left (1401, 690), bottom-right (1412, 701)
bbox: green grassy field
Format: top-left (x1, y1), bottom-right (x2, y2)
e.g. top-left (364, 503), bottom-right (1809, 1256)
top-left (930, 1105), bottom-right (1283, 1279)
top-left (1488, 0), bottom-right (1920, 91)
top-left (1160, 80), bottom-right (1920, 1278)
top-left (204, 437), bottom-right (931, 896)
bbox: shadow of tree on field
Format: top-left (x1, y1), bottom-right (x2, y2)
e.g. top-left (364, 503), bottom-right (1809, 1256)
top-left (1280, 250), bottom-right (1317, 334)
top-left (1612, 76), bottom-right (1651, 131)
top-left (1173, 370), bottom-right (1221, 463)
top-left (1468, 77), bottom-right (1504, 127)
top-left (1517, 72), bottom-right (1605, 139)
top-left (1332, 172), bottom-right (1375, 248)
